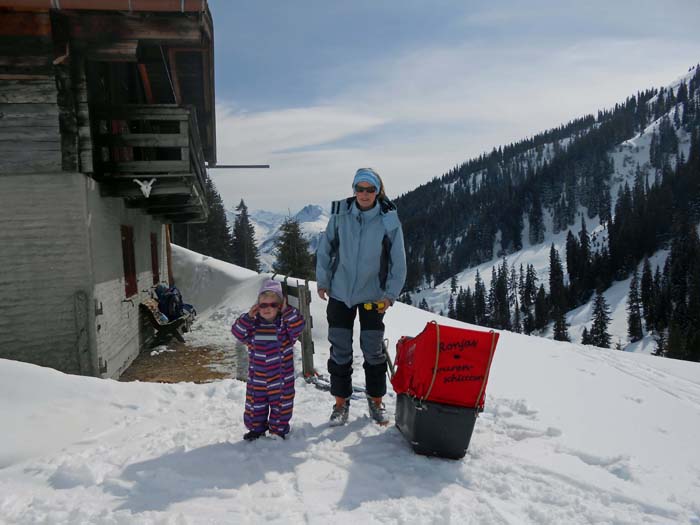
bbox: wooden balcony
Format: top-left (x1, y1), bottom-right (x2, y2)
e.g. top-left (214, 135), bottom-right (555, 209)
top-left (93, 104), bottom-right (209, 223)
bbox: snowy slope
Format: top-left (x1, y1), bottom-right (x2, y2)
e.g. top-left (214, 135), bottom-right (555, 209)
top-left (1, 246), bottom-right (700, 524)
top-left (415, 68), bottom-right (699, 351)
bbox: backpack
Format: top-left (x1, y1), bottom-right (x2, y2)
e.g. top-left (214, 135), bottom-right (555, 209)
top-left (157, 286), bottom-right (184, 321)
top-left (329, 196), bottom-right (397, 289)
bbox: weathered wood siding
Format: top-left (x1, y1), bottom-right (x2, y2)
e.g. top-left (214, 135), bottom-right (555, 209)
top-left (0, 174), bottom-right (94, 374)
top-left (86, 179), bottom-right (165, 378)
top-left (0, 79), bottom-right (63, 174)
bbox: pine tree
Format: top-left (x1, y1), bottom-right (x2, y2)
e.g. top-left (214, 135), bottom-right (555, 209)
top-left (548, 244), bottom-right (567, 317)
top-left (174, 175), bottom-right (236, 263)
top-left (640, 258), bottom-right (655, 331)
top-left (473, 270), bottom-right (487, 325)
top-left (418, 298), bottom-right (431, 312)
top-left (627, 269), bottom-right (644, 343)
top-left (590, 291), bottom-right (612, 348)
top-left (231, 199), bottom-right (261, 271)
top-left (581, 326), bottom-right (592, 345)
top-left (552, 308), bottom-right (570, 341)
top-left (512, 298), bottom-right (522, 333)
top-left (578, 215), bottom-right (591, 292)
top-left (447, 296), bottom-right (456, 319)
top-left (399, 291), bottom-right (412, 305)
top-left (450, 275), bottom-right (458, 295)
top-left (534, 284), bottom-right (548, 330)
top-left (528, 193), bottom-right (545, 245)
top-left (272, 217), bottom-right (314, 279)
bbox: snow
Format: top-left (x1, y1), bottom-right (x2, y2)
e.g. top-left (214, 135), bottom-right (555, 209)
top-left (2, 247), bottom-right (700, 524)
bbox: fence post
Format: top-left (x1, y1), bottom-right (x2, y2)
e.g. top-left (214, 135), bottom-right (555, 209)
top-left (298, 280), bottom-right (316, 377)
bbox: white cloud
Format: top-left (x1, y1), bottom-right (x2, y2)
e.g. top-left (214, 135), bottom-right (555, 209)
top-left (215, 104), bottom-right (386, 163)
top-left (212, 32), bottom-right (700, 213)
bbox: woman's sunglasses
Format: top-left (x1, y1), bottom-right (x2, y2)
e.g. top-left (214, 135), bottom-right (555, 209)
top-left (258, 302), bottom-right (280, 309)
top-left (354, 185), bottom-right (377, 194)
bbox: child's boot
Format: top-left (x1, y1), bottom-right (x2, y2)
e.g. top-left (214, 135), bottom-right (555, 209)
top-left (243, 430), bottom-right (265, 441)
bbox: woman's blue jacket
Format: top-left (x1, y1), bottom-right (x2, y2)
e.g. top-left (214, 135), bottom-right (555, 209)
top-left (315, 197), bottom-right (407, 308)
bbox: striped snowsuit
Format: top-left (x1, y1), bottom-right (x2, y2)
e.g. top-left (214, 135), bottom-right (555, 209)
top-left (231, 306), bottom-right (305, 436)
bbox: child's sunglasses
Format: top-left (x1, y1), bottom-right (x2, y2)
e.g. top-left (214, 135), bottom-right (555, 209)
top-left (258, 302), bottom-right (280, 309)
top-left (354, 184), bottom-right (377, 194)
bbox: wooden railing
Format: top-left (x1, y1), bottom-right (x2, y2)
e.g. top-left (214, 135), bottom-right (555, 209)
top-left (93, 104), bottom-right (207, 191)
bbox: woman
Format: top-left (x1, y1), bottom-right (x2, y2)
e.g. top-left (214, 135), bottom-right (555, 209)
top-left (316, 168), bottom-right (407, 426)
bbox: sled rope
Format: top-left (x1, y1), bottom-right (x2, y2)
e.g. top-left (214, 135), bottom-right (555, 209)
top-left (475, 330), bottom-right (498, 413)
top-left (421, 321), bottom-right (441, 402)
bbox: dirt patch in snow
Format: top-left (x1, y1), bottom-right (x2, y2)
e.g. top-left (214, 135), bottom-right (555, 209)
top-left (119, 342), bottom-right (237, 384)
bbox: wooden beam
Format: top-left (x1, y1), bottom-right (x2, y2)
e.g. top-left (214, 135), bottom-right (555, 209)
top-left (95, 133), bottom-right (189, 147)
top-left (137, 63), bottom-right (154, 103)
top-left (65, 12), bottom-right (203, 45)
top-left (101, 183), bottom-right (193, 198)
top-left (84, 40), bottom-right (138, 62)
top-left (0, 79), bottom-right (56, 103)
top-left (167, 47), bottom-right (182, 105)
top-left (165, 224), bottom-right (173, 286)
top-left (0, 11), bottom-right (51, 37)
top-left (99, 160), bottom-right (190, 173)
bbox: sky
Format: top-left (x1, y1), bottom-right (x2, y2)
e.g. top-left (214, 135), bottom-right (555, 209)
top-left (207, 0), bottom-right (700, 213)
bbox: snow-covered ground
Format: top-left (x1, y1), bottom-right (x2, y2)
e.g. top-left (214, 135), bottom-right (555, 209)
top-left (2, 245), bottom-right (700, 524)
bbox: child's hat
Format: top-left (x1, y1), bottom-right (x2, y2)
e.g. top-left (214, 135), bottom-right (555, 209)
top-left (259, 279), bottom-right (284, 301)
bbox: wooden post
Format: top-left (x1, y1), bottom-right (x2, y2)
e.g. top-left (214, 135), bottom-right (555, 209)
top-left (298, 281), bottom-right (316, 378)
top-left (278, 276), bottom-right (316, 377)
top-left (165, 224), bottom-right (174, 286)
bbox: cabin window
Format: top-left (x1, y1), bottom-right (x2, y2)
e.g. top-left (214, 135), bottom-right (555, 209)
top-left (150, 233), bottom-right (160, 285)
top-left (121, 225), bottom-right (137, 297)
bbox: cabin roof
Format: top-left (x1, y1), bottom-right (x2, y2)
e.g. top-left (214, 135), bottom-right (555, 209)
top-left (0, 0), bottom-right (217, 164)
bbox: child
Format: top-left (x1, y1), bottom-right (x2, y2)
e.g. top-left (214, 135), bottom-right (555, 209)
top-left (231, 279), bottom-right (305, 441)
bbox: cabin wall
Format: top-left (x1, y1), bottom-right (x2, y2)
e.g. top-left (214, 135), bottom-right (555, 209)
top-left (86, 180), bottom-right (165, 379)
top-left (0, 79), bottom-right (63, 174)
top-left (0, 173), bottom-right (95, 374)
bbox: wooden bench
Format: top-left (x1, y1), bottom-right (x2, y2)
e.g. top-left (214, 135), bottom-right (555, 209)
top-left (140, 298), bottom-right (194, 347)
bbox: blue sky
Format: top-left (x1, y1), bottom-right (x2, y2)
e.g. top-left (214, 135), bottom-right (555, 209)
top-left (208, 0), bottom-right (700, 213)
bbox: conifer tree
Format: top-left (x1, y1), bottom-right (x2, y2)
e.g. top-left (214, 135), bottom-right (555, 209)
top-left (398, 291), bottom-right (412, 305)
top-left (231, 199), bottom-right (261, 272)
top-left (627, 269), bottom-right (644, 343)
top-left (528, 194), bottom-right (545, 245)
top-left (552, 308), bottom-right (570, 341)
top-left (175, 175), bottom-right (235, 263)
top-left (513, 298), bottom-right (522, 333)
top-left (548, 244), bottom-right (567, 317)
top-left (640, 258), bottom-right (655, 331)
top-left (473, 270), bottom-right (487, 325)
top-left (272, 217), bottom-right (314, 279)
top-left (590, 291), bottom-right (612, 348)
top-left (450, 275), bottom-right (458, 295)
top-left (463, 287), bottom-right (476, 324)
top-left (578, 215), bottom-right (592, 292)
top-left (447, 296), bottom-right (456, 319)
top-left (581, 326), bottom-right (592, 345)
top-left (534, 284), bottom-right (548, 330)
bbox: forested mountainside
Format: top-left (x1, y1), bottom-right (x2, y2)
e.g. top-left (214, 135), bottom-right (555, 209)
top-left (397, 65), bottom-right (700, 361)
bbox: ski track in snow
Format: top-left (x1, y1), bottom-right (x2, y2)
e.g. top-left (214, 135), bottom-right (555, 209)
top-left (1, 247), bottom-right (700, 524)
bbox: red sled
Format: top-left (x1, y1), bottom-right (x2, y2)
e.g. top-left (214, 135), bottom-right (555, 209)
top-left (391, 322), bottom-right (499, 459)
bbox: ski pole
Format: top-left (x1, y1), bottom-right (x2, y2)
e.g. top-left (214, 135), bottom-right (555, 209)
top-left (383, 338), bottom-right (395, 379)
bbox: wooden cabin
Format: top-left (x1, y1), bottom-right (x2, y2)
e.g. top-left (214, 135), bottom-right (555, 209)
top-left (0, 1), bottom-right (216, 378)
